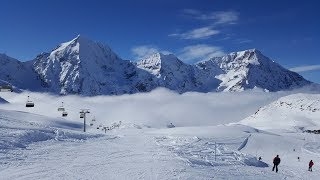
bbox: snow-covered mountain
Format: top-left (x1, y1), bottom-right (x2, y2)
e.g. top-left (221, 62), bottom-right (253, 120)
top-left (196, 49), bottom-right (311, 92)
top-left (0, 37), bottom-right (313, 95)
top-left (33, 35), bottom-right (155, 95)
top-left (0, 53), bottom-right (42, 91)
top-left (137, 49), bottom-right (311, 93)
top-left (240, 93), bottom-right (320, 131)
top-left (136, 53), bottom-right (220, 92)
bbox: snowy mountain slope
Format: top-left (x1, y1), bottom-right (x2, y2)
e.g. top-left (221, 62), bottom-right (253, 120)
top-left (196, 49), bottom-right (311, 92)
top-left (136, 53), bottom-right (220, 92)
top-left (33, 35), bottom-right (156, 95)
top-left (0, 54), bottom-right (43, 91)
top-left (240, 93), bottom-right (320, 131)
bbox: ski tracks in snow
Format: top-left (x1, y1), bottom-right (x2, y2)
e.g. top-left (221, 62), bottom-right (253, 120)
top-left (2, 129), bottom-right (320, 179)
top-left (0, 131), bottom-right (201, 179)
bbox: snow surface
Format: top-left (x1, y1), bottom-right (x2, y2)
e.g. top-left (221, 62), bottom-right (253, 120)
top-left (1, 90), bottom-right (320, 179)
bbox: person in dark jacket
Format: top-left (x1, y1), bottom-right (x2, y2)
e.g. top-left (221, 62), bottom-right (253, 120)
top-left (309, 160), bottom-right (314, 171)
top-left (272, 155), bottom-right (281, 172)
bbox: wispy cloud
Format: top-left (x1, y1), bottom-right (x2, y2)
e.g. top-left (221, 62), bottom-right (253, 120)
top-left (290, 65), bottom-right (320, 73)
top-left (234, 39), bottom-right (253, 44)
top-left (169, 27), bottom-right (220, 40)
top-left (131, 45), bottom-right (171, 60)
top-left (182, 9), bottom-right (239, 25)
top-left (170, 9), bottom-right (239, 40)
top-left (178, 44), bottom-right (225, 63)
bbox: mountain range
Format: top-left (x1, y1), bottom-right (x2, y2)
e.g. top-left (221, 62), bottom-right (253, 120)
top-left (0, 35), bottom-right (312, 95)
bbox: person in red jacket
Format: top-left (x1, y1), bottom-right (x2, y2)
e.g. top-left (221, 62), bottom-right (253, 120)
top-left (272, 155), bottom-right (281, 172)
top-left (309, 160), bottom-right (314, 171)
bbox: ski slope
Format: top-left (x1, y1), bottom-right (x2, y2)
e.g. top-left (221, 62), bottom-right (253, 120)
top-left (1, 90), bottom-right (320, 179)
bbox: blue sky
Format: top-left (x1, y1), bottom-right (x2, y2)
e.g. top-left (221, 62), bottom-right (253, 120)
top-left (0, 0), bottom-right (319, 83)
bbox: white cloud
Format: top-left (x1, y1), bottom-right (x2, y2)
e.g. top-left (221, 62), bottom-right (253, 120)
top-left (208, 11), bottom-right (239, 25)
top-left (290, 65), bottom-right (320, 73)
top-left (0, 89), bottom-right (289, 128)
top-left (178, 44), bottom-right (225, 63)
top-left (169, 27), bottom-right (220, 40)
top-left (234, 39), bottom-right (253, 44)
top-left (182, 9), bottom-right (239, 25)
top-left (131, 45), bottom-right (171, 60)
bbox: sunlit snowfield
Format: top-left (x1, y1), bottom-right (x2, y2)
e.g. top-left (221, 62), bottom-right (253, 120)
top-left (1, 88), bottom-right (320, 179)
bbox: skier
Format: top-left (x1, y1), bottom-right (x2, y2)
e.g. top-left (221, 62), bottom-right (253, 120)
top-left (309, 160), bottom-right (314, 171)
top-left (272, 155), bottom-right (281, 173)
top-left (258, 156), bottom-right (262, 161)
